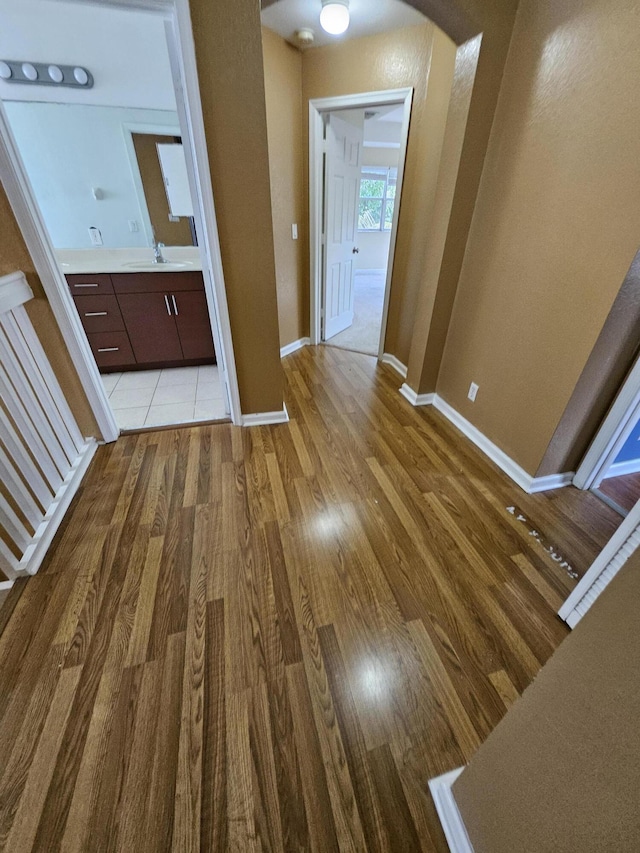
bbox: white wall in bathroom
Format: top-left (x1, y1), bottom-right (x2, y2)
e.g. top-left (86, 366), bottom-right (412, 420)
top-left (5, 101), bottom-right (180, 248)
top-left (0, 0), bottom-right (176, 111)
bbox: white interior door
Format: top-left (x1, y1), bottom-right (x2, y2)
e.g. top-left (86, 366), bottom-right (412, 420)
top-left (323, 111), bottom-right (363, 341)
top-left (157, 142), bottom-right (194, 217)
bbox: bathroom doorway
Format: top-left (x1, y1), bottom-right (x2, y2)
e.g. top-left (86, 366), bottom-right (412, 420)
top-left (0, 0), bottom-right (240, 439)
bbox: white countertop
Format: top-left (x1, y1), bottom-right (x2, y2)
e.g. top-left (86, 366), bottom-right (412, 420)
top-left (56, 247), bottom-right (203, 275)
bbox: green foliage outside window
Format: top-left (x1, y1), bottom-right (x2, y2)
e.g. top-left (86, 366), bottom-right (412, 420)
top-left (358, 167), bottom-right (398, 231)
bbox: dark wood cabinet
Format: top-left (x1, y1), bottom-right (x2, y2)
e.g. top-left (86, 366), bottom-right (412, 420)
top-left (117, 292), bottom-right (185, 364)
top-left (73, 294), bottom-right (124, 334)
top-left (67, 273), bottom-right (114, 296)
top-left (87, 331), bottom-right (135, 369)
top-left (67, 271), bottom-right (216, 371)
top-left (173, 290), bottom-right (215, 361)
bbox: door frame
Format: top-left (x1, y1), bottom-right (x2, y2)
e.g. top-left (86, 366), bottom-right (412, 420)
top-left (309, 88), bottom-right (413, 358)
top-left (574, 352), bottom-right (640, 490)
top-left (0, 0), bottom-right (242, 439)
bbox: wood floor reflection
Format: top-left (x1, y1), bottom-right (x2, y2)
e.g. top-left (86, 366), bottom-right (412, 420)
top-left (0, 345), bottom-right (620, 851)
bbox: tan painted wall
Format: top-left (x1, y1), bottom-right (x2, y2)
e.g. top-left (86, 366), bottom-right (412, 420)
top-left (537, 249), bottom-right (640, 477)
top-left (262, 28), bottom-right (307, 349)
top-left (405, 33), bottom-right (481, 390)
top-left (302, 24), bottom-right (458, 365)
top-left (188, 0), bottom-right (283, 415)
top-left (0, 182), bottom-right (98, 437)
top-left (436, 0), bottom-right (640, 475)
top-left (453, 548), bottom-right (640, 852)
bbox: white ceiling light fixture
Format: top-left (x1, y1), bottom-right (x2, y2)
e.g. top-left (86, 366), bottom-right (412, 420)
top-left (320, 0), bottom-right (350, 36)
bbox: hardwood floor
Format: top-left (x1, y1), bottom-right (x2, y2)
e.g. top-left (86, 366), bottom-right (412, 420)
top-left (0, 346), bottom-right (620, 852)
top-left (598, 471), bottom-right (640, 514)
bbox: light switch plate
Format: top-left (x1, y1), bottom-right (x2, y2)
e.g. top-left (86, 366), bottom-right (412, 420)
top-left (292, 223), bottom-right (298, 240)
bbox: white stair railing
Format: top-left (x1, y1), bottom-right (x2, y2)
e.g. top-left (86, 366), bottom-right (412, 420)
top-left (0, 271), bottom-right (97, 591)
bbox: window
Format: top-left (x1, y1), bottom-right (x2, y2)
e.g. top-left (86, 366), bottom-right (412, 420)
top-left (358, 166), bottom-right (397, 232)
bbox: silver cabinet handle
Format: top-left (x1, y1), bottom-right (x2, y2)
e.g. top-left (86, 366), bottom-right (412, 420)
top-left (85, 311), bottom-right (108, 317)
top-left (74, 283), bottom-right (99, 288)
top-left (164, 294), bottom-right (172, 315)
top-left (171, 295), bottom-right (178, 316)
top-left (98, 347), bottom-right (119, 352)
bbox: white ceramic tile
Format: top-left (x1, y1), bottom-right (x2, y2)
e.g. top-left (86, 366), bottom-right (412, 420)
top-left (113, 370), bottom-right (161, 391)
top-left (195, 380), bottom-right (224, 401)
top-left (115, 407), bottom-right (149, 430)
top-left (194, 399), bottom-right (227, 421)
top-left (109, 387), bottom-right (155, 410)
top-left (151, 383), bottom-right (197, 407)
top-left (146, 402), bottom-right (195, 427)
top-left (197, 364), bottom-right (219, 382)
top-left (157, 366), bottom-right (199, 388)
top-left (101, 373), bottom-right (121, 395)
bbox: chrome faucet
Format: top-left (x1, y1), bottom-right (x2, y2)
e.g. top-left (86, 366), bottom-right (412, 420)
top-left (152, 236), bottom-right (167, 264)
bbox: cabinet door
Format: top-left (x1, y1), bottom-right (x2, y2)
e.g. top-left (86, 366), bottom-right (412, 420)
top-left (118, 292), bottom-right (183, 364)
top-left (172, 291), bottom-right (216, 361)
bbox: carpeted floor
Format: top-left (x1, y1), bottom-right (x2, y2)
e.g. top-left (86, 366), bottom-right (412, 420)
top-left (325, 270), bottom-right (385, 356)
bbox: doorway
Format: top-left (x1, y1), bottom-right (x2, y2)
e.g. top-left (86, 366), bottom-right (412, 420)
top-left (0, 0), bottom-right (241, 439)
top-left (574, 353), bottom-right (640, 516)
top-left (309, 88), bottom-right (412, 360)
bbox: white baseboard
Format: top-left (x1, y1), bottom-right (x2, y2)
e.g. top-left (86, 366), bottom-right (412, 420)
top-left (280, 337), bottom-right (310, 358)
top-left (604, 458), bottom-right (640, 478)
top-left (241, 404), bottom-right (290, 427)
top-left (428, 768), bottom-right (474, 853)
top-left (398, 387), bottom-right (573, 495)
top-left (400, 383), bottom-right (435, 407)
top-left (527, 472), bottom-right (575, 493)
top-left (381, 353), bottom-right (408, 379)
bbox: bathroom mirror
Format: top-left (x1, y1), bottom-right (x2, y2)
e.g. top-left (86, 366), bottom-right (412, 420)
top-left (3, 100), bottom-right (196, 249)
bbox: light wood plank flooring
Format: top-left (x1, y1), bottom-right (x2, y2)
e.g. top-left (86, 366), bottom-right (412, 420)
top-left (0, 346), bottom-right (620, 851)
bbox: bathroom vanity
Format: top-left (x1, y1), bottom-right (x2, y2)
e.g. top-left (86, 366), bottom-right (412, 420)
top-left (62, 250), bottom-right (215, 372)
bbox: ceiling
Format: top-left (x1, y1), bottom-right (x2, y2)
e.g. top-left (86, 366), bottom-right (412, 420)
top-left (261, 0), bottom-right (426, 50)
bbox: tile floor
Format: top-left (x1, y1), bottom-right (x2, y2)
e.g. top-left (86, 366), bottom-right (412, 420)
top-left (101, 365), bottom-right (228, 430)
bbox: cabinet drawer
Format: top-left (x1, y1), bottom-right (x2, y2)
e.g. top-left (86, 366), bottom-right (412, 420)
top-left (66, 273), bottom-right (114, 295)
top-left (87, 331), bottom-right (135, 369)
top-left (74, 295), bottom-right (124, 333)
top-left (112, 271), bottom-right (204, 294)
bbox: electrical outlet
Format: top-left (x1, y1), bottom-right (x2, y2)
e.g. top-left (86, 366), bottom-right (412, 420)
top-left (292, 223), bottom-right (298, 240)
top-left (88, 226), bottom-right (103, 246)
top-left (128, 220), bottom-right (139, 233)
top-left (468, 382), bottom-right (479, 402)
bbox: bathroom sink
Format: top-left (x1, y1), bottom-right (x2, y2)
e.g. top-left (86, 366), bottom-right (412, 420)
top-left (122, 260), bottom-right (194, 270)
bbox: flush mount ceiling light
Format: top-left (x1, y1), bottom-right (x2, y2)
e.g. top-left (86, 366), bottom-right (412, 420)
top-left (320, 0), bottom-right (350, 35)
